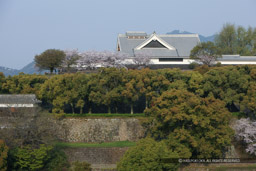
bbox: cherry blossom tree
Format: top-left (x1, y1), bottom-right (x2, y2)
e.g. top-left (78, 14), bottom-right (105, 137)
top-left (132, 52), bottom-right (152, 69)
top-left (190, 42), bottom-right (222, 66)
top-left (234, 118), bottom-right (256, 155)
top-left (77, 50), bottom-right (128, 69)
top-left (62, 49), bottom-right (81, 72)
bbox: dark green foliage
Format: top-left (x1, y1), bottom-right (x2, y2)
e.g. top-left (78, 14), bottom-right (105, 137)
top-left (45, 147), bottom-right (70, 171)
top-left (34, 49), bottom-right (65, 73)
top-left (0, 140), bottom-right (8, 171)
top-left (145, 89), bottom-right (234, 158)
top-left (188, 62), bottom-right (199, 69)
top-left (117, 138), bottom-right (179, 171)
top-left (71, 161), bottom-right (91, 171)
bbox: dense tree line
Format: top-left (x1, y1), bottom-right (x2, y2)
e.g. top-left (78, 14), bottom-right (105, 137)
top-left (1, 66), bottom-right (256, 115)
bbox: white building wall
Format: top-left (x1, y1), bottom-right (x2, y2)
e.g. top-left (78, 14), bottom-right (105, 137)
top-left (0, 104), bottom-right (34, 107)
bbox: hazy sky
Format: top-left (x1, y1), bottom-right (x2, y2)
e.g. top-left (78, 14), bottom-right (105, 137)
top-left (0, 0), bottom-right (255, 69)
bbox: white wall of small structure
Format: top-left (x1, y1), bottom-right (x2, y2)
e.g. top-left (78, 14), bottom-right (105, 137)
top-left (0, 104), bottom-right (34, 107)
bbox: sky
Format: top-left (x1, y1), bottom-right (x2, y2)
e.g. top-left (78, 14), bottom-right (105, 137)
top-left (0, 0), bottom-right (255, 69)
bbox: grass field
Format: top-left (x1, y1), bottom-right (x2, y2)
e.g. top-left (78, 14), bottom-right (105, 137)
top-left (56, 141), bottom-right (136, 148)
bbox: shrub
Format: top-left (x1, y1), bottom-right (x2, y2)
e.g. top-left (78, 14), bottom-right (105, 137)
top-left (117, 138), bottom-right (179, 171)
top-left (188, 62), bottom-right (199, 69)
top-left (71, 161), bottom-right (91, 171)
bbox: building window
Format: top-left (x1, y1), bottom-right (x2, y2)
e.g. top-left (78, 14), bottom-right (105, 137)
top-left (159, 58), bottom-right (183, 62)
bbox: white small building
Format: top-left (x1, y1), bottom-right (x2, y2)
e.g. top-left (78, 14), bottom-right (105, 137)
top-left (0, 94), bottom-right (41, 108)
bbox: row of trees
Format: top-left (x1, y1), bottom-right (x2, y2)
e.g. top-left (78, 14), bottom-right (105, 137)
top-left (1, 65), bottom-right (256, 115)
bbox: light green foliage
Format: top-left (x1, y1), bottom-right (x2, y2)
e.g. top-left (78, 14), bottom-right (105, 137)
top-left (215, 23), bottom-right (237, 54)
top-left (215, 23), bottom-right (256, 55)
top-left (39, 73), bottom-right (89, 113)
top-left (0, 140), bottom-right (8, 171)
top-left (145, 89), bottom-right (233, 158)
top-left (14, 144), bottom-right (53, 171)
top-left (117, 138), bottom-right (179, 171)
top-left (1, 74), bottom-right (48, 94)
top-left (34, 49), bottom-right (65, 73)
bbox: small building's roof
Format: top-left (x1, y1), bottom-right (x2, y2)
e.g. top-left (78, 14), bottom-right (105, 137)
top-left (218, 55), bottom-right (256, 61)
top-left (0, 94), bottom-right (41, 104)
top-left (117, 32), bottom-right (200, 58)
top-left (126, 31), bottom-right (147, 37)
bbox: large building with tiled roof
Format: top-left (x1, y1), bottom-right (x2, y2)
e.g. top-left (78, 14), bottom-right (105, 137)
top-left (117, 31), bottom-right (256, 67)
top-left (117, 31), bottom-right (199, 65)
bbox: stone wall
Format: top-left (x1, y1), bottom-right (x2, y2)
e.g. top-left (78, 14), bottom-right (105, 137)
top-left (64, 147), bottom-right (129, 164)
top-left (56, 118), bottom-right (145, 143)
top-left (0, 108), bottom-right (146, 145)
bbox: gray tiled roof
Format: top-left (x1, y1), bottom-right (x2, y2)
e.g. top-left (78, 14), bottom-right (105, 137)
top-left (126, 31), bottom-right (147, 37)
top-left (218, 55), bottom-right (256, 61)
top-left (0, 94), bottom-right (41, 104)
top-left (117, 33), bottom-right (200, 58)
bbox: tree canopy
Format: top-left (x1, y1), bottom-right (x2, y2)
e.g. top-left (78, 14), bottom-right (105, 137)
top-left (34, 49), bottom-right (65, 74)
top-left (215, 23), bottom-right (256, 55)
top-left (145, 89), bottom-right (234, 158)
top-left (117, 138), bottom-right (179, 171)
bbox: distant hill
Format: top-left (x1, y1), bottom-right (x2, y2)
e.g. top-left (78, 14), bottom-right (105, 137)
top-left (0, 62), bottom-right (45, 76)
top-left (0, 66), bottom-right (19, 76)
top-left (167, 30), bottom-right (216, 42)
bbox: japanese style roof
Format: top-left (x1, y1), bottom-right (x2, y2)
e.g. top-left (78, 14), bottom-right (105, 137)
top-left (117, 32), bottom-right (200, 58)
top-left (0, 94), bottom-right (41, 104)
top-left (219, 55), bottom-right (256, 61)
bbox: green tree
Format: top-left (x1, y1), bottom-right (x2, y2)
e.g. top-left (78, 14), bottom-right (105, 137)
top-left (145, 89), bottom-right (233, 158)
top-left (117, 138), bottom-right (179, 171)
top-left (215, 24), bottom-right (256, 55)
top-left (202, 66), bottom-right (250, 110)
top-left (14, 144), bottom-right (53, 171)
top-left (1, 74), bottom-right (48, 95)
top-left (190, 41), bottom-right (221, 66)
top-left (89, 68), bottom-right (125, 114)
top-left (215, 23), bottom-right (237, 54)
top-left (0, 72), bottom-right (5, 93)
top-left (122, 70), bottom-right (142, 114)
top-left (0, 140), bottom-right (8, 171)
top-left (39, 73), bottom-right (90, 114)
top-left (34, 49), bottom-right (65, 74)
